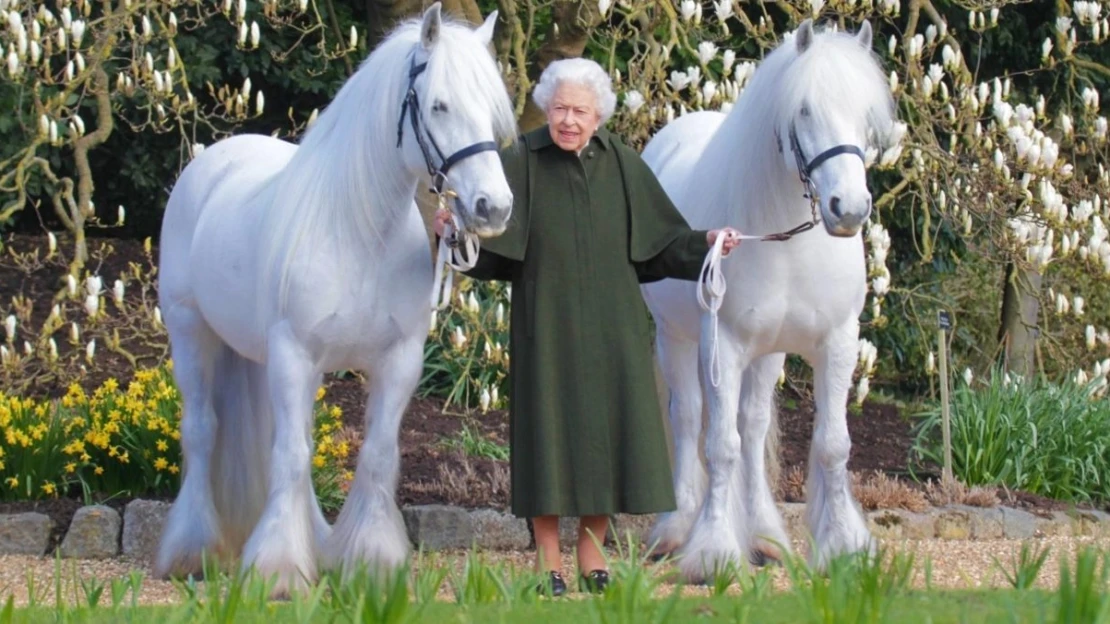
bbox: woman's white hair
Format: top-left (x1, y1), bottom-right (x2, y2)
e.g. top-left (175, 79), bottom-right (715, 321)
top-left (532, 58), bottom-right (617, 125)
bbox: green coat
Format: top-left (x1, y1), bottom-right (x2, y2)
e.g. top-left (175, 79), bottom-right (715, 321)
top-left (464, 125), bottom-right (710, 519)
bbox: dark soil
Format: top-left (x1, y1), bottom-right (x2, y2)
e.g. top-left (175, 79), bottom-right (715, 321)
top-left (1, 231), bottom-right (1104, 543)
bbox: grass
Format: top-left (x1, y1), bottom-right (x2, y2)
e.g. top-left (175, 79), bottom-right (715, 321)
top-left (4, 543), bottom-right (1107, 624)
top-left (1, 591), bottom-right (1074, 623)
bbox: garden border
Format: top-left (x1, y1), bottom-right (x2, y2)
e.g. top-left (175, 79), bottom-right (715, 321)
top-left (1, 500), bottom-right (1108, 564)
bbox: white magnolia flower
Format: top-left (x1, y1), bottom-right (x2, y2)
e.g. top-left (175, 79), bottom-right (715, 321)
top-left (85, 275), bottom-right (102, 297)
top-left (680, 0), bottom-right (696, 22)
top-left (697, 40), bottom-right (717, 65)
top-left (722, 49), bottom-right (735, 74)
top-left (623, 89), bottom-right (644, 113)
top-left (3, 315), bottom-right (15, 342)
top-left (112, 279), bottom-right (125, 305)
top-left (667, 70), bottom-right (690, 92)
top-left (1087, 324), bottom-right (1097, 350)
top-left (701, 80), bottom-right (718, 104)
top-left (85, 338), bottom-right (95, 362)
top-left (962, 367), bottom-right (974, 386)
top-left (855, 376), bottom-right (870, 405)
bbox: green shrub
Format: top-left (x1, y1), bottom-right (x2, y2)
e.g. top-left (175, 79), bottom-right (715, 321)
top-left (912, 369), bottom-right (1110, 503)
top-left (420, 278), bottom-right (510, 411)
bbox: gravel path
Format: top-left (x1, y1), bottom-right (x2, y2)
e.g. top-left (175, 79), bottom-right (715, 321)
top-left (1, 536), bottom-right (1107, 607)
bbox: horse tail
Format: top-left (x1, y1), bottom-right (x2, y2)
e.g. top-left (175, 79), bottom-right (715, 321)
top-left (210, 344), bottom-right (273, 555)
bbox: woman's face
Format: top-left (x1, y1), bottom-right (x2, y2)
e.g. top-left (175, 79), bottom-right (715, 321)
top-left (546, 81), bottom-right (600, 153)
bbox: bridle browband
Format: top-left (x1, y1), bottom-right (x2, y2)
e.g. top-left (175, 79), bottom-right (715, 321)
top-left (761, 121), bottom-right (866, 242)
top-left (396, 56), bottom-right (499, 196)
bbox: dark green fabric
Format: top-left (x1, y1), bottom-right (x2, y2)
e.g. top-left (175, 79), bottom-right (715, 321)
top-left (464, 124), bottom-right (710, 519)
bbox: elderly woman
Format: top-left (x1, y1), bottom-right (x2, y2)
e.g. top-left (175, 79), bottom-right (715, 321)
top-left (434, 58), bottom-right (740, 596)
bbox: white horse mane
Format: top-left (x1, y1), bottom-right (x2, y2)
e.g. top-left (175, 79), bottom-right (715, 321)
top-left (256, 15), bottom-right (516, 319)
top-left (691, 24), bottom-right (896, 232)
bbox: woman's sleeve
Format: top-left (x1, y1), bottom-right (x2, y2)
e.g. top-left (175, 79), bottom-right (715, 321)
top-left (463, 247), bottom-right (518, 281)
top-left (634, 229), bottom-right (711, 283)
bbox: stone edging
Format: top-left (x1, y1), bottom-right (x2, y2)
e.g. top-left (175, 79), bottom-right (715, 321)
top-left (1, 500), bottom-right (1107, 563)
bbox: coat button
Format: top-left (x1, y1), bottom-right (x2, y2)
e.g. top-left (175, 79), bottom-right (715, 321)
top-left (587, 151), bottom-right (595, 158)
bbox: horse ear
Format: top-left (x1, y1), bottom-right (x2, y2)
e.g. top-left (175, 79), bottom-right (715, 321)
top-left (421, 2), bottom-right (443, 49)
top-left (795, 19), bottom-right (814, 53)
top-left (856, 20), bottom-right (873, 50)
top-left (475, 10), bottom-right (498, 45)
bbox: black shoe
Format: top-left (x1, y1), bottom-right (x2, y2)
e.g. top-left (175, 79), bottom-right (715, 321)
top-left (538, 570), bottom-right (567, 597)
top-left (579, 569), bottom-right (610, 594)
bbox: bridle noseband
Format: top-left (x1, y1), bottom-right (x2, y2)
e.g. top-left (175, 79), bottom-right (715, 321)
top-left (396, 56), bottom-right (499, 196)
top-left (766, 121), bottom-right (866, 242)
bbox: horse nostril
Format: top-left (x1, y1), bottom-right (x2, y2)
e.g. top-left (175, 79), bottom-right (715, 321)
top-left (829, 196), bottom-right (842, 218)
top-left (475, 197), bottom-right (489, 220)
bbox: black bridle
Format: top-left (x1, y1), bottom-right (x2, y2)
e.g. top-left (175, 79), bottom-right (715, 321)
top-left (765, 122), bottom-right (866, 242)
top-left (396, 57), bottom-right (499, 195)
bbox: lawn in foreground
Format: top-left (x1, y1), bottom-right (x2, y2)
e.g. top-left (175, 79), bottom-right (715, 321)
top-left (3, 589), bottom-right (1085, 623)
top-left (5, 542), bottom-right (1107, 623)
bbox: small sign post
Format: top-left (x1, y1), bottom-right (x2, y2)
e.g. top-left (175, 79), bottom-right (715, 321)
top-left (937, 310), bottom-right (954, 486)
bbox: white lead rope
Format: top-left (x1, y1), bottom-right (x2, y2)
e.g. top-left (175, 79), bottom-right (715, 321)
top-left (697, 234), bottom-right (729, 389)
top-left (431, 213), bottom-right (480, 312)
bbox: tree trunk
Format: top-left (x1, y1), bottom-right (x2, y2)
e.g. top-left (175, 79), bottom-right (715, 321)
top-left (998, 261), bottom-right (1042, 378)
top-left (364, 0), bottom-right (482, 49)
top-left (517, 0), bottom-right (603, 131)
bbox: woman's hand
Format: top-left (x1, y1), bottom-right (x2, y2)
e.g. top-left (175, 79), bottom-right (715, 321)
top-left (707, 228), bottom-right (742, 256)
top-left (433, 208), bottom-right (452, 238)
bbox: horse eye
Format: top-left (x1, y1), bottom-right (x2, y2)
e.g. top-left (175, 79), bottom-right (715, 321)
top-left (800, 105), bottom-right (810, 117)
top-left (432, 100), bottom-right (448, 113)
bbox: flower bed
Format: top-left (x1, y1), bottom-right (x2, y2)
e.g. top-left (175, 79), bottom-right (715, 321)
top-left (0, 363), bottom-right (351, 511)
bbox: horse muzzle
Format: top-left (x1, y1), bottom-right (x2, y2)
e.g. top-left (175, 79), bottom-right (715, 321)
top-left (821, 194), bottom-right (870, 238)
top-left (455, 194), bottom-right (511, 237)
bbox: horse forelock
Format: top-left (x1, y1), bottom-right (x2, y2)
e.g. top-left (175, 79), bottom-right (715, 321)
top-left (770, 27), bottom-right (896, 145)
top-left (691, 24), bottom-right (895, 230)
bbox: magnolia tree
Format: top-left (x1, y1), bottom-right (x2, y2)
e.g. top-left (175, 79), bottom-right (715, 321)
top-left (0, 0), bottom-right (359, 391)
top-left (483, 0), bottom-right (1110, 400)
top-left (0, 0), bottom-right (359, 265)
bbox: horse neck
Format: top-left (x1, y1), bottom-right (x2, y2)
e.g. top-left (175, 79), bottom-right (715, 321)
top-left (285, 64), bottom-right (421, 257)
top-left (698, 121), bottom-right (813, 238)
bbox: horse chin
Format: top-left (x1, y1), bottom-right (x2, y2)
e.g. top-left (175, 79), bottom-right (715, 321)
top-left (821, 218), bottom-right (864, 238)
top-left (467, 224), bottom-right (508, 239)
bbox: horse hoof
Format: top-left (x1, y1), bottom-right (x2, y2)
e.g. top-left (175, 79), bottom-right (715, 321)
top-left (749, 548), bottom-right (783, 568)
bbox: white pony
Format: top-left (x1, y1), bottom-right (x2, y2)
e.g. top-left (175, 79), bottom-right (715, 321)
top-left (639, 20), bottom-right (896, 581)
top-left (153, 4), bottom-right (516, 595)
